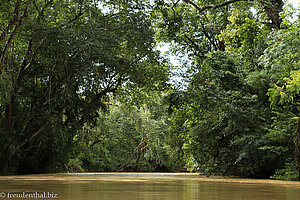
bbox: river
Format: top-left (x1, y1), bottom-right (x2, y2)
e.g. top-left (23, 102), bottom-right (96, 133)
top-left (0, 173), bottom-right (300, 199)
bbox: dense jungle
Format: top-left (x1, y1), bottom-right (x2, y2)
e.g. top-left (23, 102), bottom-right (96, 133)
top-left (0, 0), bottom-right (300, 181)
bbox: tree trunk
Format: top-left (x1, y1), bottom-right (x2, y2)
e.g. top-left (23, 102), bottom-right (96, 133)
top-left (294, 118), bottom-right (300, 180)
top-left (8, 94), bottom-right (13, 135)
top-left (134, 134), bottom-right (147, 171)
top-left (262, 0), bottom-right (284, 29)
top-left (2, 127), bottom-right (43, 175)
top-left (135, 148), bottom-right (142, 171)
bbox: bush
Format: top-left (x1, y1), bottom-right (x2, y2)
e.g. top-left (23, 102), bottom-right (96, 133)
top-left (271, 159), bottom-right (298, 181)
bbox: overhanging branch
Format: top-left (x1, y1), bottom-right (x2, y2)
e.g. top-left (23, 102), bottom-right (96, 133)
top-left (0, 0), bottom-right (28, 75)
top-left (183, 0), bottom-right (253, 13)
top-left (0, 1), bottom-right (20, 43)
top-left (8, 127), bottom-right (44, 161)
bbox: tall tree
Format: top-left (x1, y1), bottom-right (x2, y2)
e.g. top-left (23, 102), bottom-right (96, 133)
top-left (0, 0), bottom-right (169, 174)
top-left (155, 0), bottom-right (296, 178)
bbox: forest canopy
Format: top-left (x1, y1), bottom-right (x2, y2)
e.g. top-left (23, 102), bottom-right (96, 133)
top-left (0, 0), bottom-right (300, 181)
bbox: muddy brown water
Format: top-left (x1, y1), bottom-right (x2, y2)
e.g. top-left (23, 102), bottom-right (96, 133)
top-left (0, 173), bottom-right (300, 199)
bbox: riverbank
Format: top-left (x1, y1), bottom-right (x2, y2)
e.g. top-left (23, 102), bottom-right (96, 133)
top-left (0, 172), bottom-right (300, 187)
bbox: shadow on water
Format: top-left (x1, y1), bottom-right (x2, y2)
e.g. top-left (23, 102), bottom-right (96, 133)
top-left (0, 173), bottom-right (300, 200)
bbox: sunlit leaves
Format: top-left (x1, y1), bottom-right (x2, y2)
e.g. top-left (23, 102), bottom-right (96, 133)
top-left (268, 70), bottom-right (300, 107)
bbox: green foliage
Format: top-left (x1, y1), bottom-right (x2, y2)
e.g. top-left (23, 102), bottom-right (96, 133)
top-left (168, 51), bottom-right (276, 177)
top-left (258, 19), bottom-right (300, 84)
top-left (0, 72), bottom-right (12, 106)
top-left (153, 0), bottom-right (231, 60)
top-left (267, 70), bottom-right (300, 180)
top-left (268, 71), bottom-right (300, 107)
top-left (67, 158), bottom-right (85, 173)
top-left (161, 1), bottom-right (300, 180)
top-left (73, 94), bottom-right (175, 172)
top-left (0, 0), bottom-right (170, 174)
top-left (271, 159), bottom-right (299, 181)
top-left (218, 7), bottom-right (268, 67)
top-left (259, 14), bottom-right (300, 180)
top-left (1, 0), bottom-right (300, 180)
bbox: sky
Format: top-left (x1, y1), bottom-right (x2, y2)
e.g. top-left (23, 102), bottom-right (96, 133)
top-left (288, 0), bottom-right (299, 7)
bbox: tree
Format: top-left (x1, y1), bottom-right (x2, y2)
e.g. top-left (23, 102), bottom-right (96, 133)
top-left (72, 93), bottom-right (175, 172)
top-left (0, 0), bottom-right (170, 174)
top-left (268, 71), bottom-right (300, 180)
top-left (156, 0), bottom-right (298, 178)
top-left (254, 12), bottom-right (300, 180)
top-left (154, 0), bottom-right (284, 62)
top-left (168, 51), bottom-right (277, 177)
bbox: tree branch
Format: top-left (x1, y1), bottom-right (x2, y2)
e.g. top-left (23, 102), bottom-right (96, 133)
top-left (183, 0), bottom-right (252, 13)
top-left (184, 35), bottom-right (200, 51)
top-left (34, 0), bottom-right (53, 21)
top-left (14, 6), bottom-right (83, 89)
top-left (95, 76), bottom-right (123, 100)
top-left (183, 36), bottom-right (205, 57)
top-left (199, 19), bottom-right (218, 50)
top-left (0, 1), bottom-right (20, 42)
top-left (59, 12), bottom-right (83, 28)
top-left (15, 34), bottom-right (49, 92)
top-left (8, 127), bottom-right (44, 161)
top-left (0, 1), bottom-right (29, 75)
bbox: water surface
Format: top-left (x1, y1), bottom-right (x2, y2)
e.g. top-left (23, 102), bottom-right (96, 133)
top-left (0, 173), bottom-right (300, 199)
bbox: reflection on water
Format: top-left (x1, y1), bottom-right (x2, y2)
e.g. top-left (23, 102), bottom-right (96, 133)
top-left (0, 173), bottom-right (300, 200)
